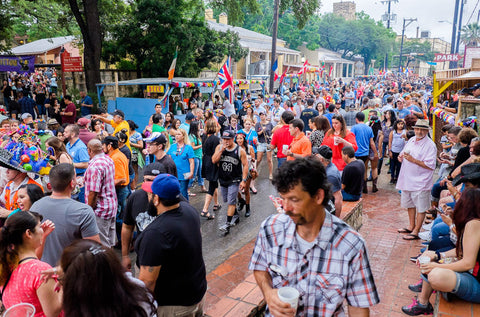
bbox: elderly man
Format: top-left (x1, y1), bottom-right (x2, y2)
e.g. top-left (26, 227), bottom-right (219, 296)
top-left (396, 119), bottom-right (437, 240)
top-left (249, 158), bottom-right (379, 317)
top-left (85, 139), bottom-right (117, 247)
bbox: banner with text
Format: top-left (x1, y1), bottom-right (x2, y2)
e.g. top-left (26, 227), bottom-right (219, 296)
top-left (0, 55), bottom-right (35, 73)
top-left (433, 54), bottom-right (462, 62)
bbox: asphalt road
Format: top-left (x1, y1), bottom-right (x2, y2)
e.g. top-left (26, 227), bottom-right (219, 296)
top-left (187, 162), bottom-right (278, 274)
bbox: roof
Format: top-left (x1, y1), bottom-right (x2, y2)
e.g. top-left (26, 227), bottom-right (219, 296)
top-left (454, 71), bottom-right (480, 80)
top-left (10, 36), bottom-right (76, 55)
top-left (316, 48), bottom-right (354, 64)
top-left (97, 77), bottom-right (217, 87)
top-left (207, 20), bottom-right (300, 55)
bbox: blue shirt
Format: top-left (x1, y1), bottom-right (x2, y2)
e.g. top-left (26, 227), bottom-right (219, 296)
top-left (80, 95), bottom-right (93, 117)
top-left (351, 123), bottom-right (374, 157)
top-left (325, 163), bottom-right (342, 192)
top-left (66, 138), bottom-right (90, 175)
top-left (19, 97), bottom-right (36, 117)
top-left (179, 122), bottom-right (190, 134)
top-left (324, 113), bottom-right (334, 127)
top-left (395, 108), bottom-right (410, 119)
top-left (167, 144), bottom-right (194, 180)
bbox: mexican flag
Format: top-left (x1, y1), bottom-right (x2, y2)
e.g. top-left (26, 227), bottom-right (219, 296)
top-left (168, 49), bottom-right (178, 80)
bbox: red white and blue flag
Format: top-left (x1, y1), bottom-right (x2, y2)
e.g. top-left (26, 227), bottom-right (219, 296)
top-left (218, 56), bottom-right (234, 103)
top-left (272, 59), bottom-right (279, 81)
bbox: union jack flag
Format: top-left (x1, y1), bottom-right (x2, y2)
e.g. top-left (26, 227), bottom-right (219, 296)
top-left (218, 56), bottom-right (233, 104)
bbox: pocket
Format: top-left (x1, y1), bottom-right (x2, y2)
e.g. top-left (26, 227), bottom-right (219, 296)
top-left (314, 273), bottom-right (346, 304)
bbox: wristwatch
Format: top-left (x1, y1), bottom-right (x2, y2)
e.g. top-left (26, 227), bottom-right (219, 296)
top-left (242, 178), bottom-right (248, 182)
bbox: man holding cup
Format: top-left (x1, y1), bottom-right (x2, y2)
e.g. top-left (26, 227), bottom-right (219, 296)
top-left (249, 157), bottom-right (379, 316)
top-left (396, 119), bottom-right (437, 240)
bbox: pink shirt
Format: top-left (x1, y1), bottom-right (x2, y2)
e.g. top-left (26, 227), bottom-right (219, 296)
top-left (396, 135), bottom-right (437, 192)
top-left (3, 259), bottom-right (60, 317)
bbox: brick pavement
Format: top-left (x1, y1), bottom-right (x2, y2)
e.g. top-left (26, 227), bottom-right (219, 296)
top-left (203, 185), bottom-right (436, 316)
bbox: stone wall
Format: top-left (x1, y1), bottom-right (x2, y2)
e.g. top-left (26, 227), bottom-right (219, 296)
top-left (333, 1), bottom-right (356, 21)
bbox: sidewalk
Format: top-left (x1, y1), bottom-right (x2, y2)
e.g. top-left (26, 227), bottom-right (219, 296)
top-left (203, 186), bottom-right (434, 316)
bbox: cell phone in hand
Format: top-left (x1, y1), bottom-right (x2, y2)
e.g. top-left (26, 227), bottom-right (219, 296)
top-left (435, 207), bottom-right (445, 215)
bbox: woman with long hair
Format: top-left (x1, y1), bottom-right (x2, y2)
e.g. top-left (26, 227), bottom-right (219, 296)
top-left (239, 118), bottom-right (259, 194)
top-left (255, 112), bottom-right (274, 180)
top-left (127, 120), bottom-right (145, 190)
top-left (379, 109), bottom-right (397, 175)
top-left (9, 183), bottom-right (44, 218)
top-left (188, 121), bottom-right (206, 193)
top-left (388, 119), bottom-right (406, 184)
top-left (200, 120), bottom-right (221, 219)
top-left (164, 112), bottom-right (175, 130)
top-left (235, 131), bottom-right (256, 217)
top-left (167, 128), bottom-right (194, 200)
top-left (169, 119), bottom-right (182, 143)
top-left (321, 114), bottom-right (358, 171)
top-left (402, 188), bottom-right (480, 315)
top-left (1, 211), bottom-right (60, 316)
top-left (90, 118), bottom-right (108, 140)
top-left (46, 136), bottom-right (73, 165)
top-left (59, 240), bottom-right (156, 317)
top-left (309, 116), bottom-right (330, 148)
top-left (316, 102), bottom-right (326, 116)
top-left (244, 106), bottom-right (257, 125)
top-left (367, 115), bottom-right (382, 193)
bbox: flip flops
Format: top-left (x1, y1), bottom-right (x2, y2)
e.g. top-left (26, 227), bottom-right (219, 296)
top-left (403, 234), bottom-right (420, 240)
top-left (398, 228), bottom-right (413, 233)
top-left (200, 211), bottom-right (215, 220)
top-left (213, 204), bottom-right (222, 211)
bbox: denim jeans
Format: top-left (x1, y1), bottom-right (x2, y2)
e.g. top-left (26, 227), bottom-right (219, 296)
top-left (179, 180), bottom-right (189, 201)
top-left (342, 190), bottom-right (361, 201)
top-left (277, 157), bottom-right (287, 168)
top-left (116, 186), bottom-right (129, 219)
top-left (189, 157), bottom-right (204, 187)
top-left (431, 178), bottom-right (447, 202)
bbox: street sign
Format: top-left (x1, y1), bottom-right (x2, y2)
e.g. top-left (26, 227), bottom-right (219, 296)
top-left (61, 50), bottom-right (83, 72)
top-left (433, 54), bottom-right (462, 62)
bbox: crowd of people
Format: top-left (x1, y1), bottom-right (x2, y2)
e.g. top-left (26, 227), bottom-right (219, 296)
top-left (0, 70), bottom-right (479, 316)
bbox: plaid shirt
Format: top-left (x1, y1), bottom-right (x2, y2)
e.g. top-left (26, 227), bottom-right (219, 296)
top-left (84, 153), bottom-right (117, 219)
top-left (249, 212), bottom-right (379, 316)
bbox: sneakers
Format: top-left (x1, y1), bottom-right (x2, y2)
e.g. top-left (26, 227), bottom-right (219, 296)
top-left (230, 214), bottom-right (240, 226)
top-left (408, 280), bottom-right (423, 293)
top-left (418, 231), bottom-right (432, 242)
top-left (401, 297), bottom-right (433, 316)
top-left (219, 223), bottom-right (231, 235)
top-left (422, 222), bottom-right (433, 231)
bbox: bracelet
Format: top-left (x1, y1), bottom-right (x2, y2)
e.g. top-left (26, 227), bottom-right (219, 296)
top-left (435, 251), bottom-right (441, 261)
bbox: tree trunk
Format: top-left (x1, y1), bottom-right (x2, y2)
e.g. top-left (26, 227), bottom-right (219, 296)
top-left (68, 0), bottom-right (102, 94)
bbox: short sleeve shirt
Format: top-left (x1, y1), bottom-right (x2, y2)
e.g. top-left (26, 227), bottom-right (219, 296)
top-left (326, 162), bottom-right (342, 192)
top-left (167, 144), bottom-right (194, 180)
top-left (66, 138), bottom-right (90, 175)
top-left (109, 149), bottom-right (130, 186)
top-left (249, 212), bottom-right (379, 316)
top-left (110, 119), bottom-right (131, 149)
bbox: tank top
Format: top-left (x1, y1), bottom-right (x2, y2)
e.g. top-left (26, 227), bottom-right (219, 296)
top-left (391, 130), bottom-right (406, 153)
top-left (218, 145), bottom-right (243, 187)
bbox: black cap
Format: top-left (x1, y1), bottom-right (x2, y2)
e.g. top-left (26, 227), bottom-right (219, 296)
top-left (221, 130), bottom-right (235, 139)
top-left (143, 162), bottom-right (167, 176)
top-left (103, 136), bottom-right (118, 148)
top-left (312, 145), bottom-right (333, 160)
top-left (112, 109), bottom-right (125, 118)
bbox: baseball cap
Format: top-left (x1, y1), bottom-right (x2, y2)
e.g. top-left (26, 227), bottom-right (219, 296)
top-left (144, 132), bottom-right (167, 144)
top-left (77, 117), bottom-right (90, 127)
top-left (141, 174), bottom-right (181, 200)
top-left (185, 112), bottom-right (195, 120)
top-left (21, 113), bottom-right (32, 120)
top-left (143, 162), bottom-right (167, 177)
top-left (313, 145), bottom-right (333, 160)
top-left (112, 109), bottom-right (125, 118)
top-left (222, 130), bottom-right (235, 139)
top-left (103, 136), bottom-right (118, 148)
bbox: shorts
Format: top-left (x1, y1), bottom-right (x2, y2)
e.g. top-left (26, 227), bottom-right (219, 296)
top-left (400, 190), bottom-right (430, 213)
top-left (355, 155), bottom-right (369, 162)
top-left (220, 183), bottom-right (240, 206)
top-left (37, 104), bottom-right (46, 115)
top-left (452, 272), bottom-right (480, 303)
top-left (257, 142), bottom-right (271, 153)
top-left (95, 216), bottom-right (116, 248)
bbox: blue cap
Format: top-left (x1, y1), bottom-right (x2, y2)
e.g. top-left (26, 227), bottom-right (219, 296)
top-left (141, 174), bottom-right (181, 200)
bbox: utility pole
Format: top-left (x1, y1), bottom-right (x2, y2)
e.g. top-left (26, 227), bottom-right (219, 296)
top-left (269, 0), bottom-right (280, 94)
top-left (455, 0), bottom-right (465, 68)
top-left (381, 0), bottom-right (398, 71)
top-left (451, 0), bottom-right (460, 68)
top-left (398, 18), bottom-right (417, 73)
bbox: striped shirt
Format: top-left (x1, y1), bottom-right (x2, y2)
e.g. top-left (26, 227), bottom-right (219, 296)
top-left (84, 153), bottom-right (117, 219)
top-left (249, 212), bottom-right (379, 316)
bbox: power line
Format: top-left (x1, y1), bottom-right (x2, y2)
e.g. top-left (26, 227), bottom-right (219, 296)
top-left (466, 0), bottom-right (480, 25)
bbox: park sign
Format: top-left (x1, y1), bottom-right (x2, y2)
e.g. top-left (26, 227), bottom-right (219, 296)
top-left (61, 50), bottom-right (83, 72)
top-left (433, 54), bottom-right (462, 62)
top-left (0, 55), bottom-right (35, 73)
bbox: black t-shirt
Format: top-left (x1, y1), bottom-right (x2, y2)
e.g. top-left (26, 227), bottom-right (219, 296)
top-left (449, 146), bottom-right (470, 177)
top-left (119, 145), bottom-right (134, 176)
top-left (135, 201), bottom-right (207, 306)
top-left (342, 160), bottom-right (366, 196)
top-left (300, 108), bottom-right (319, 132)
top-left (123, 189), bottom-right (149, 227)
top-left (156, 154), bottom-right (177, 178)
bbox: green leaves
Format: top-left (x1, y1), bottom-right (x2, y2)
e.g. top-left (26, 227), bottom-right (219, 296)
top-left (461, 23), bottom-right (480, 47)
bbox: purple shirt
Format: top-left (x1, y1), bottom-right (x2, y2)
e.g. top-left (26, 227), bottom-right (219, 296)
top-left (396, 135), bottom-right (437, 191)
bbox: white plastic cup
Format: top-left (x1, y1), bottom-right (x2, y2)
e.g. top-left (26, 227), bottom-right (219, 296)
top-left (418, 256), bottom-right (431, 273)
top-left (3, 303), bottom-right (36, 317)
top-left (183, 173), bottom-right (190, 179)
top-left (277, 287), bottom-right (300, 310)
top-left (282, 144), bottom-right (289, 152)
top-left (334, 136), bottom-right (340, 146)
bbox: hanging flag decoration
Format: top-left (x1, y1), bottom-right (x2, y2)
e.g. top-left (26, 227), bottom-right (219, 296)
top-left (298, 60), bottom-right (310, 75)
top-left (168, 48), bottom-right (178, 81)
top-left (328, 66), bottom-right (333, 77)
top-left (218, 56), bottom-right (234, 103)
top-left (272, 59), bottom-right (279, 81)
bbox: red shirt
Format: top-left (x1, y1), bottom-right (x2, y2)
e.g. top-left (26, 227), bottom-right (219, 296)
top-left (321, 131), bottom-right (358, 171)
top-left (271, 125), bottom-right (293, 159)
top-left (62, 102), bottom-right (77, 124)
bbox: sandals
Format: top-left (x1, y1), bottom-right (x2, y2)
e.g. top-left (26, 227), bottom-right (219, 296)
top-left (250, 187), bottom-right (257, 194)
top-left (213, 205), bottom-right (222, 211)
top-left (200, 211), bottom-right (215, 220)
top-left (403, 234), bottom-right (420, 240)
top-left (398, 228), bottom-right (413, 234)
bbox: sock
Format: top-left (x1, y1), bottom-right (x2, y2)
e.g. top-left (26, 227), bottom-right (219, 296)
top-left (227, 216), bottom-right (233, 223)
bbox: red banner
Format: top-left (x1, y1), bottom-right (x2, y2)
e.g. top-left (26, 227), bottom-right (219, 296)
top-left (433, 54), bottom-right (462, 62)
top-left (61, 51), bottom-right (83, 72)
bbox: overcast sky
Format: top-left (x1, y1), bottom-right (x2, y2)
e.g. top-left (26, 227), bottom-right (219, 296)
top-left (318, 0), bottom-right (478, 43)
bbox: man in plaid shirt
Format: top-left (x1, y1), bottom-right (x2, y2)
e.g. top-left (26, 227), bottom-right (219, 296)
top-left (84, 139), bottom-right (117, 247)
top-left (249, 158), bottom-right (379, 316)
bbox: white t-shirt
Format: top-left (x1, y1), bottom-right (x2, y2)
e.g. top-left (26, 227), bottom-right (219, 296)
top-left (223, 100), bottom-right (235, 117)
